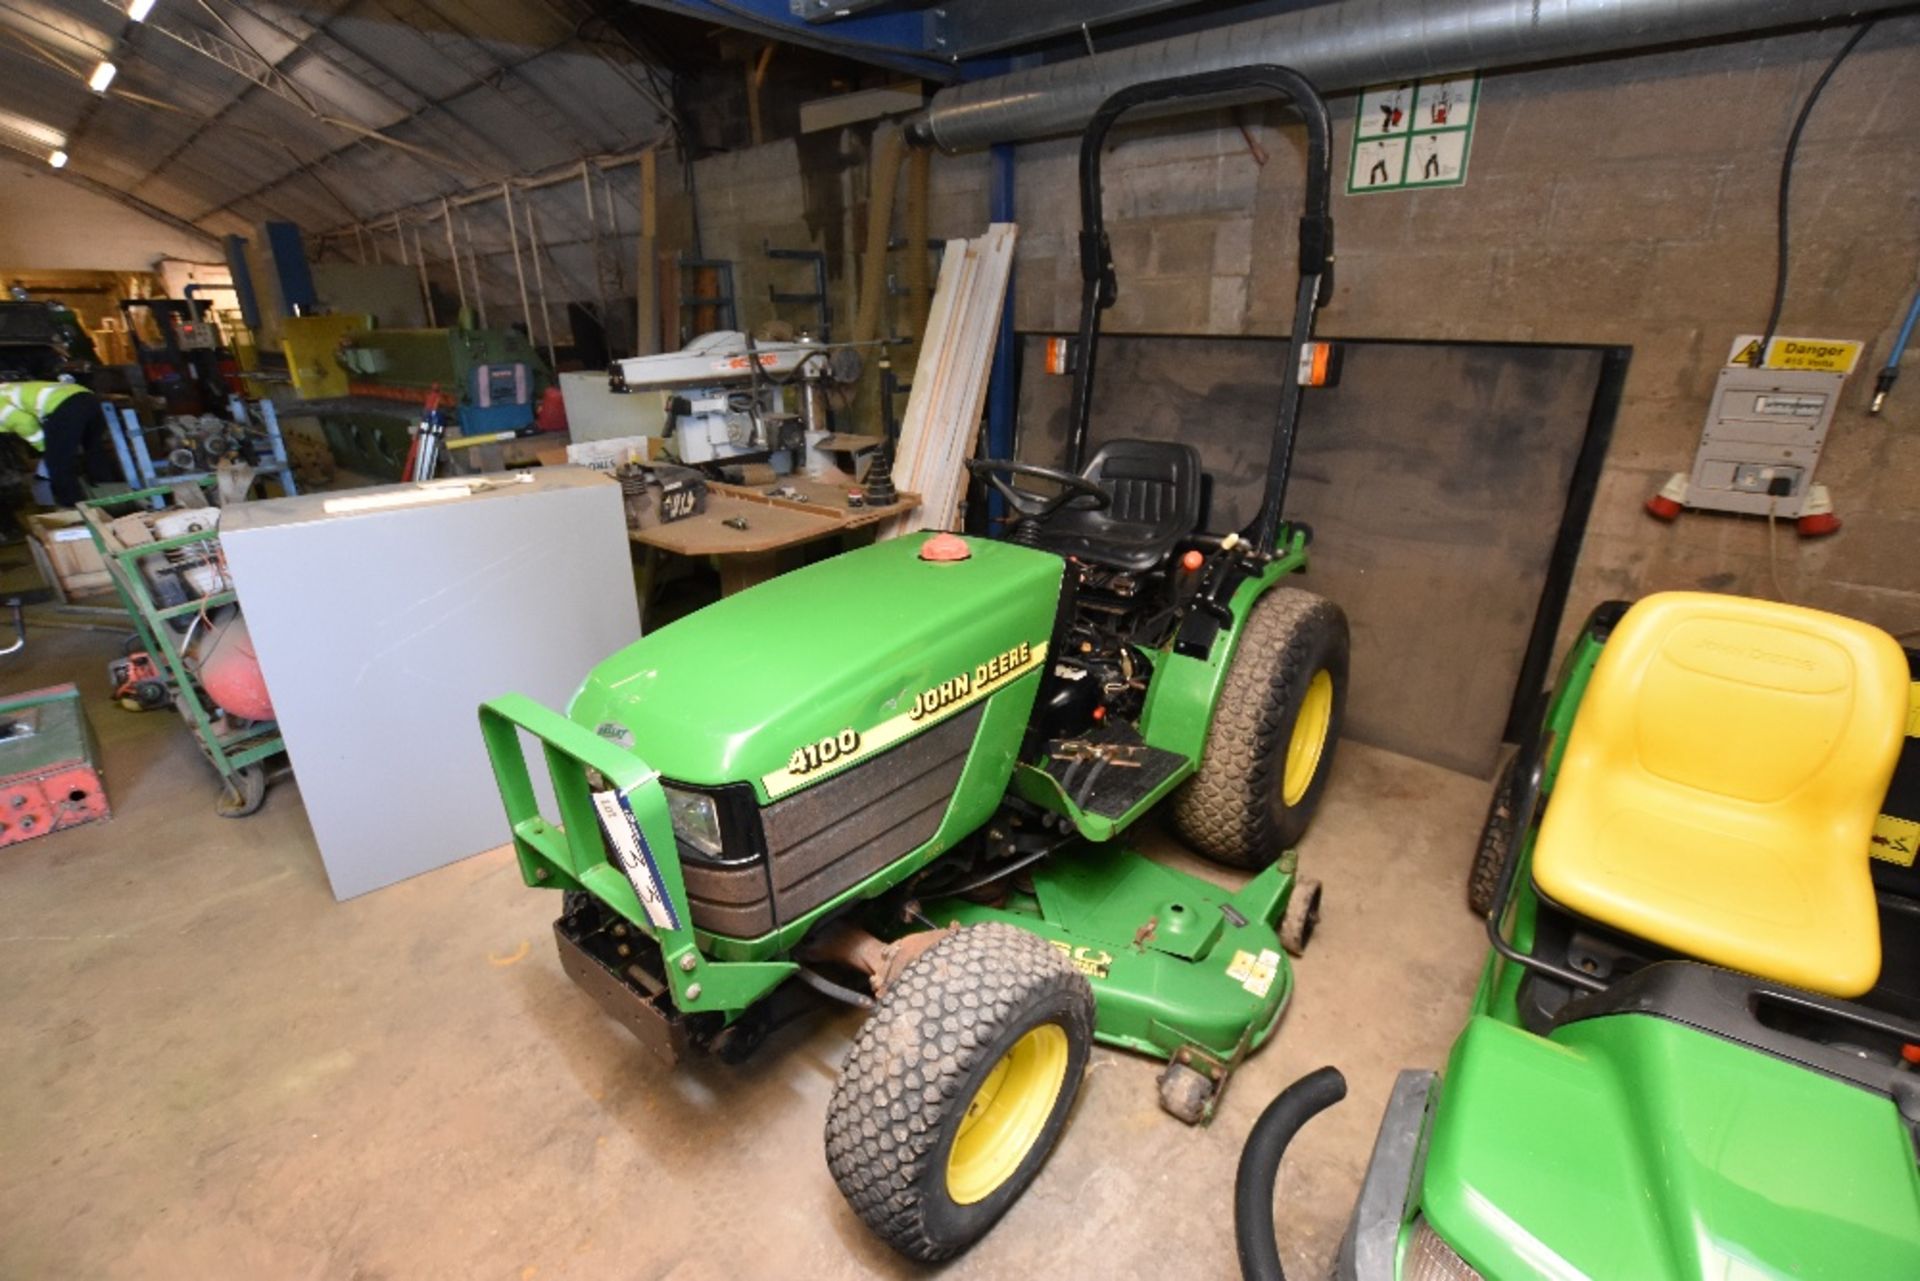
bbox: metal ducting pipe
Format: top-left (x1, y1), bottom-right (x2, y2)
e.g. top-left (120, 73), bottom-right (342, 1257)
top-left (910, 0), bottom-right (1907, 150)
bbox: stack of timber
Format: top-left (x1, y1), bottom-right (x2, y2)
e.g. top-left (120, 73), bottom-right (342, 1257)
top-left (880, 223), bottom-right (1018, 537)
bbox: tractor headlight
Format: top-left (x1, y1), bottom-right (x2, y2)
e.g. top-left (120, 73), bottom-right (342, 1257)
top-left (661, 785), bottom-right (725, 860)
top-left (1404, 1220), bottom-right (1484, 1281)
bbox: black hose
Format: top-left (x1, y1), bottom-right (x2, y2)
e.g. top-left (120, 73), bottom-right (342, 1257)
top-left (1754, 19), bottom-right (1877, 366)
top-left (1235, 1065), bottom-right (1348, 1281)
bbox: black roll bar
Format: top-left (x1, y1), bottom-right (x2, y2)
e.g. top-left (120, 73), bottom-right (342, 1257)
top-left (1065, 65), bottom-right (1335, 553)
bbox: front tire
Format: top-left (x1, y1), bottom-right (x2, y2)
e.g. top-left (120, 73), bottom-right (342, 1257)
top-left (825, 924), bottom-right (1094, 1262)
top-left (1172, 587), bottom-right (1349, 868)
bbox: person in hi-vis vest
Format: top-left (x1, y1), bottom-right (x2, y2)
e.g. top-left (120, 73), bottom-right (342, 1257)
top-left (0, 378), bottom-right (105, 506)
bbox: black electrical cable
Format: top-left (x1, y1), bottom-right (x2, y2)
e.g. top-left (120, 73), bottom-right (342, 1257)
top-left (1753, 19), bottom-right (1878, 366)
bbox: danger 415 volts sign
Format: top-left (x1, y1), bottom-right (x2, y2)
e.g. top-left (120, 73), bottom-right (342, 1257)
top-left (1727, 334), bottom-right (1863, 375)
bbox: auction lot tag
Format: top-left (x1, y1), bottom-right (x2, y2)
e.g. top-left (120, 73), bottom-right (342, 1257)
top-left (592, 789), bottom-right (680, 930)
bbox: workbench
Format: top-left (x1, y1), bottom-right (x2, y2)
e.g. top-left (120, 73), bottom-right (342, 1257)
top-left (632, 476), bottom-right (919, 596)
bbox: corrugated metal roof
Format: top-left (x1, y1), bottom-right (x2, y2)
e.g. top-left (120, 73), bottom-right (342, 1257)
top-left (0, 0), bottom-right (674, 241)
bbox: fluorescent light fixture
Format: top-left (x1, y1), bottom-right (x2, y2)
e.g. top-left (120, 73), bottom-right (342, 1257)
top-left (128, 0), bottom-right (157, 19)
top-left (88, 61), bottom-right (116, 93)
top-left (0, 110), bottom-right (65, 150)
top-left (48, 149), bottom-right (67, 168)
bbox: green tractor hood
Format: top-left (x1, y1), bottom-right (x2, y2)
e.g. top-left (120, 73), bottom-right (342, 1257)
top-left (569, 534), bottom-right (1064, 800)
top-left (1419, 1013), bottom-right (1920, 1280)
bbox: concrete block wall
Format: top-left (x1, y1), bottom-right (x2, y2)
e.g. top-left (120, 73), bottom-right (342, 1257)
top-left (959, 18), bottom-right (1920, 642)
top-left (689, 139), bottom-right (825, 340)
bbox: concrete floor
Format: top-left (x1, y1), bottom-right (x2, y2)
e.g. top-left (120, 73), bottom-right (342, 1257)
top-left (0, 610), bottom-right (1491, 1280)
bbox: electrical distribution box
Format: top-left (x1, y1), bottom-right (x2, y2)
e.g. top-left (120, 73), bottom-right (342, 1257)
top-left (1684, 365), bottom-right (1842, 519)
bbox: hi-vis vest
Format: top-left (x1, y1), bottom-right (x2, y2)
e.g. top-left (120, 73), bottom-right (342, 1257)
top-left (0, 381), bottom-right (85, 452)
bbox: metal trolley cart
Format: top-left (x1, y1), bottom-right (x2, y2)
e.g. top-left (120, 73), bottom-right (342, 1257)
top-left (78, 480), bottom-right (283, 816)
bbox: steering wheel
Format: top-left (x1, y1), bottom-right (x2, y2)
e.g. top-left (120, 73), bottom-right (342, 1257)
top-left (964, 458), bottom-right (1112, 523)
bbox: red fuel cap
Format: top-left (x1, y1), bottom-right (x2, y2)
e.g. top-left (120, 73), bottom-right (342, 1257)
top-left (920, 532), bottom-right (971, 562)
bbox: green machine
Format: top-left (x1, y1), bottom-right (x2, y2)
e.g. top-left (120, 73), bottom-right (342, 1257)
top-left (1236, 593), bottom-right (1920, 1281)
top-left (481, 66), bottom-right (1347, 1262)
top-left (320, 325), bottom-right (548, 477)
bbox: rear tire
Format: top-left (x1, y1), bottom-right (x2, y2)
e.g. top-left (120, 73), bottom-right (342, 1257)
top-left (1172, 587), bottom-right (1349, 868)
top-left (825, 924), bottom-right (1094, 1262)
top-left (1467, 755), bottom-right (1519, 916)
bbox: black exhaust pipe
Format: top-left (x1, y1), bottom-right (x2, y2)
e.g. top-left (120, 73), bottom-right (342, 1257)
top-left (1235, 1065), bottom-right (1348, 1281)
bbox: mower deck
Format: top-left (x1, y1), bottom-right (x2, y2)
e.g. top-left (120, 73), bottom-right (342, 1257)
top-left (925, 844), bottom-right (1299, 1074)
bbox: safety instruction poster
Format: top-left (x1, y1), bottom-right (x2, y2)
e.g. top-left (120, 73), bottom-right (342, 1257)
top-left (1348, 75), bottom-right (1479, 195)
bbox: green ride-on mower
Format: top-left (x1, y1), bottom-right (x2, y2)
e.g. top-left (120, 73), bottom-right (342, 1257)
top-left (479, 65), bottom-right (1348, 1263)
top-left (1233, 591), bottom-right (1920, 1280)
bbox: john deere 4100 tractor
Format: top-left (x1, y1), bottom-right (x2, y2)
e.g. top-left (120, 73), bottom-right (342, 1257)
top-left (481, 65), bottom-right (1347, 1262)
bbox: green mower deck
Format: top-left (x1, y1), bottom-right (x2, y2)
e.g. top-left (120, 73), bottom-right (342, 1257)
top-left (928, 847), bottom-right (1300, 1100)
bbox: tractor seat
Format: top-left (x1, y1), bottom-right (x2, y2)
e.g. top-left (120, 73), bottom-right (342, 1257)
top-left (1532, 592), bottom-right (1909, 999)
top-left (1030, 439), bottom-right (1205, 573)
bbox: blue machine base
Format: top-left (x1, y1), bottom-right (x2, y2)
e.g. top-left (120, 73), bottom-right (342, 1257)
top-left (457, 401), bottom-right (536, 435)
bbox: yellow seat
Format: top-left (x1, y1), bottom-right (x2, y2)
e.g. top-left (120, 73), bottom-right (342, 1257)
top-left (1532, 592), bottom-right (1908, 998)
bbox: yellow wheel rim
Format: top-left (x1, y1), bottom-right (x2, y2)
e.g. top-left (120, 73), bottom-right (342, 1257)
top-left (945, 1023), bottom-right (1069, 1206)
top-left (1282, 669), bottom-right (1334, 807)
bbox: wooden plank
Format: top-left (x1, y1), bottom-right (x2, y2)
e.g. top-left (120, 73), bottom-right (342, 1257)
top-left (886, 240), bottom-right (972, 536)
top-left (936, 225), bottom-right (1013, 528)
top-left (711, 478), bottom-right (917, 520)
top-left (632, 494), bottom-right (837, 556)
top-left (893, 241), bottom-right (971, 497)
top-left (881, 223), bottom-right (1016, 537)
top-left (747, 44), bottom-right (775, 148)
top-left (904, 144), bottom-right (931, 368)
top-left (635, 149), bottom-right (660, 356)
top-left (852, 123), bottom-right (907, 433)
top-left (630, 481), bottom-right (919, 556)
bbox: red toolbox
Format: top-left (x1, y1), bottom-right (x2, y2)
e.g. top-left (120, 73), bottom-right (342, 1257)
top-left (0, 683), bottom-right (110, 847)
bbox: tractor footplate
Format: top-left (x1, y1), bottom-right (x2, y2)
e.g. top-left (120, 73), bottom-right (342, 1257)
top-left (1044, 726), bottom-right (1185, 819)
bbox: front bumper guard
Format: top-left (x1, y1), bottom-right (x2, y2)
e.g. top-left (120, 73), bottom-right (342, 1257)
top-left (1335, 1068), bottom-right (1438, 1281)
top-left (479, 694), bottom-right (794, 1022)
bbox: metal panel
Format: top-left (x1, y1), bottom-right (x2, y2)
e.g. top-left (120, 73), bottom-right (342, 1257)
top-left (218, 467), bottom-right (641, 900)
top-left (1017, 334), bottom-right (1609, 777)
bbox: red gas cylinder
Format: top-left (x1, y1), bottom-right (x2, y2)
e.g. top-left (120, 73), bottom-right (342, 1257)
top-left (536, 386), bottom-right (568, 433)
top-left (198, 617), bottom-right (275, 722)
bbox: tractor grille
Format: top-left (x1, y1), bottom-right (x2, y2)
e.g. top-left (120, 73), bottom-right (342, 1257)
top-left (673, 707), bottom-right (980, 940)
top-left (762, 706), bottom-right (981, 924)
top-left (677, 857), bottom-right (775, 940)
